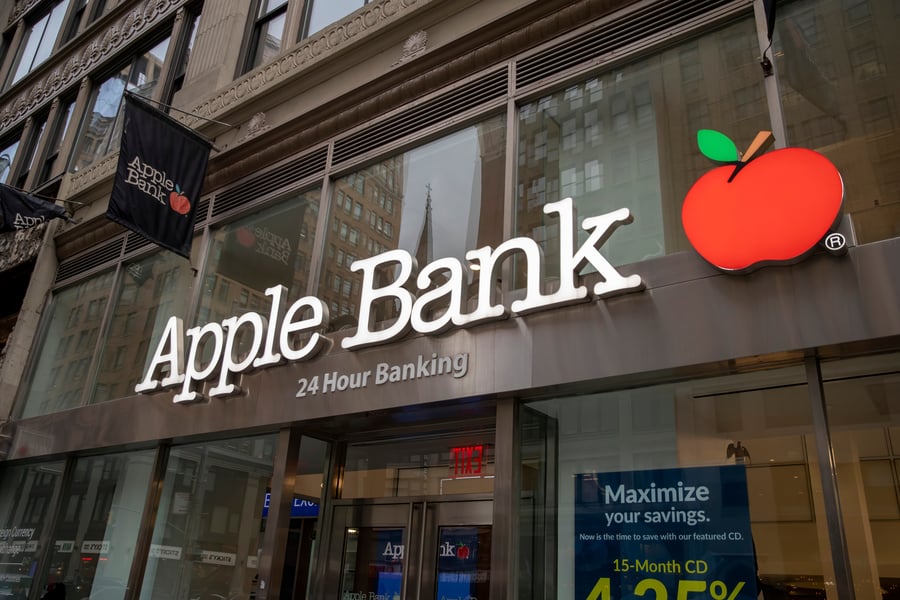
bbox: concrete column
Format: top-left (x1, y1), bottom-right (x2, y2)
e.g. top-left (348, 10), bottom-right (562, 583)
top-left (0, 218), bottom-right (59, 420)
top-left (174, 0), bottom-right (254, 107)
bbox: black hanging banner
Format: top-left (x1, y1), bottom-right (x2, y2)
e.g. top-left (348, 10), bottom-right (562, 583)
top-left (763, 0), bottom-right (777, 41)
top-left (107, 92), bottom-right (211, 258)
top-left (0, 183), bottom-right (67, 232)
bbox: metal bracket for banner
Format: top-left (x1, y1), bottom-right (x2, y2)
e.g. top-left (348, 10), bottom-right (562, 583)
top-left (129, 93), bottom-right (233, 127)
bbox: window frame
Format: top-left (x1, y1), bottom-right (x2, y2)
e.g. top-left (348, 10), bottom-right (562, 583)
top-left (242, 0), bottom-right (289, 75)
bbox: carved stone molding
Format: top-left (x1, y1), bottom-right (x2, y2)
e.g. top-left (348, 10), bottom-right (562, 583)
top-left (62, 152), bottom-right (119, 199)
top-left (180, 0), bottom-right (427, 128)
top-left (393, 30), bottom-right (428, 66)
top-left (0, 224), bottom-right (45, 272)
top-left (0, 0), bottom-right (182, 132)
top-left (7, 0), bottom-right (40, 27)
top-left (239, 112), bottom-right (270, 142)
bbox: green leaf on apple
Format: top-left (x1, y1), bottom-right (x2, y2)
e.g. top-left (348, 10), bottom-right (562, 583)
top-left (697, 129), bottom-right (739, 163)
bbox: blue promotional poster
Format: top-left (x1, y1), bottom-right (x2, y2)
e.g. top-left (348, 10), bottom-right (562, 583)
top-left (435, 526), bottom-right (491, 600)
top-left (574, 465), bottom-right (756, 600)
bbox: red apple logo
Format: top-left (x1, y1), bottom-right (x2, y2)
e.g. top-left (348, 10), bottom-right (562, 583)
top-left (456, 545), bottom-right (470, 559)
top-left (682, 129), bottom-right (844, 272)
top-left (236, 227), bottom-right (256, 247)
top-left (169, 184), bottom-right (191, 215)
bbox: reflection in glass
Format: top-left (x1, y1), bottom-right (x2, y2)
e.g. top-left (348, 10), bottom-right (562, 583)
top-left (198, 190), bottom-right (320, 338)
top-left (20, 270), bottom-right (116, 418)
top-left (520, 365), bottom-right (840, 599)
top-left (515, 18), bottom-right (768, 278)
top-left (8, 0), bottom-right (71, 86)
top-left (305, 0), bottom-right (365, 37)
top-left (37, 451), bottom-right (155, 600)
top-left (279, 436), bottom-right (328, 600)
top-left (435, 526), bottom-right (491, 600)
top-left (71, 37), bottom-right (171, 172)
top-left (0, 462), bottom-right (64, 599)
top-left (252, 12), bottom-right (286, 68)
top-left (138, 436), bottom-right (276, 600)
top-left (342, 434), bottom-right (495, 499)
top-left (339, 527), bottom-right (404, 600)
top-left (775, 0), bottom-right (900, 245)
top-left (316, 116), bottom-right (505, 331)
top-left (822, 352), bottom-right (900, 599)
top-left (90, 250), bottom-right (195, 404)
top-left (0, 140), bottom-right (21, 184)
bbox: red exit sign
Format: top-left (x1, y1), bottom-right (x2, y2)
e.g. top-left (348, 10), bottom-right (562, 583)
top-left (450, 445), bottom-right (486, 477)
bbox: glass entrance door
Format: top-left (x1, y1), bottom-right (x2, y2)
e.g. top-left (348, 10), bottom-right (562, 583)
top-left (324, 499), bottom-right (492, 600)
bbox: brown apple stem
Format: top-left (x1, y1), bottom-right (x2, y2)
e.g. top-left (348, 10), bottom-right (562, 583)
top-left (739, 131), bottom-right (775, 163)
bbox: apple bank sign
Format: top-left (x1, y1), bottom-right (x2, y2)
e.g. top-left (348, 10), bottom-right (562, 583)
top-left (682, 129), bottom-right (846, 272)
top-left (135, 198), bottom-right (644, 403)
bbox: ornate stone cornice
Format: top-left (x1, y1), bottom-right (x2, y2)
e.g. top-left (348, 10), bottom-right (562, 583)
top-left (0, 0), bottom-right (181, 132)
top-left (7, 0), bottom-right (40, 27)
top-left (61, 152), bottom-right (119, 199)
top-left (179, 0), bottom-right (427, 128)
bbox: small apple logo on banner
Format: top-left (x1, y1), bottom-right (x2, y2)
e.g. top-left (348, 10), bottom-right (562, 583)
top-left (682, 130), bottom-right (845, 272)
top-left (169, 184), bottom-right (191, 215)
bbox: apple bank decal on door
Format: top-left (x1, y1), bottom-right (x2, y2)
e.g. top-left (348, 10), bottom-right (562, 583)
top-left (135, 198), bottom-right (644, 402)
top-left (682, 130), bottom-right (846, 272)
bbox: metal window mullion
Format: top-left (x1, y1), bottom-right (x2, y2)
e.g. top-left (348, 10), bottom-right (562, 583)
top-left (28, 455), bottom-right (78, 600)
top-left (309, 438), bottom-right (345, 600)
top-left (77, 261), bottom-right (126, 407)
top-left (183, 224), bottom-right (213, 330)
top-left (123, 444), bottom-right (170, 600)
top-left (501, 60), bottom-right (517, 301)
top-left (256, 427), bottom-right (302, 600)
top-left (805, 356), bottom-right (855, 600)
top-left (304, 143), bottom-right (334, 298)
top-left (753, 0), bottom-right (789, 147)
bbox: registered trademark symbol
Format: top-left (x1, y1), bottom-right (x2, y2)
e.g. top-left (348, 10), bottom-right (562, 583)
top-left (823, 232), bottom-right (846, 254)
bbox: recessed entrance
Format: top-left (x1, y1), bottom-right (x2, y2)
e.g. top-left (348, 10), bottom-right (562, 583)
top-left (324, 498), bottom-right (492, 600)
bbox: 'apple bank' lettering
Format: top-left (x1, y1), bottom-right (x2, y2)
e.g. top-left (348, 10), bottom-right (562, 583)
top-left (135, 198), bottom-right (644, 402)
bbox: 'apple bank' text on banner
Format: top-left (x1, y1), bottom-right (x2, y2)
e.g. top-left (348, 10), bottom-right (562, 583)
top-left (574, 465), bottom-right (757, 600)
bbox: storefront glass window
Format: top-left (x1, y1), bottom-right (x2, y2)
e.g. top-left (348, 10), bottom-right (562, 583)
top-left (0, 461), bottom-right (64, 599)
top-left (342, 433), bottom-right (495, 498)
top-left (774, 0), bottom-right (900, 244)
top-left (316, 116), bottom-right (506, 332)
top-left (199, 190), bottom-right (320, 328)
top-left (90, 250), bottom-right (195, 404)
top-left (138, 435), bottom-right (276, 600)
top-left (36, 450), bottom-right (155, 600)
top-left (821, 352), bottom-right (900, 599)
top-left (515, 17), bottom-right (769, 278)
top-left (520, 366), bottom-right (840, 600)
top-left (19, 270), bottom-right (116, 418)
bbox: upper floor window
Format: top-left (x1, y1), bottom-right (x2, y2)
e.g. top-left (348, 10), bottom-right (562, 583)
top-left (69, 36), bottom-right (171, 172)
top-left (303, 0), bottom-right (366, 38)
top-left (37, 98), bottom-right (75, 185)
top-left (14, 113), bottom-right (48, 189)
top-left (0, 137), bottom-right (21, 184)
top-left (245, 0), bottom-right (288, 73)
top-left (6, 0), bottom-right (71, 88)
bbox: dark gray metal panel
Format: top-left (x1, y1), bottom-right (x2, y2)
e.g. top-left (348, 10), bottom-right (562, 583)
top-left (7, 239), bottom-right (900, 460)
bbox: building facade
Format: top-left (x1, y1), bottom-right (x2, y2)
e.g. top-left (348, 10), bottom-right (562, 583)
top-left (0, 0), bottom-right (899, 599)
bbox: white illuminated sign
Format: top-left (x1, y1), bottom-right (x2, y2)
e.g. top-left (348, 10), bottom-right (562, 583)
top-left (135, 198), bottom-right (643, 401)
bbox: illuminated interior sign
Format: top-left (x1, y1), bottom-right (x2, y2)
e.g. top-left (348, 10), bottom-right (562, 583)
top-left (450, 445), bottom-right (485, 478)
top-left (135, 198), bottom-right (644, 401)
